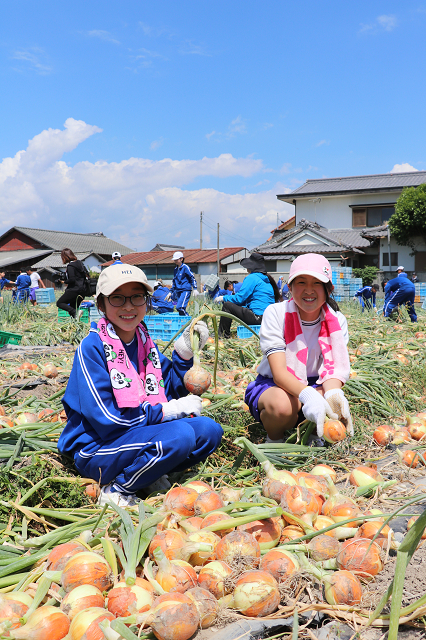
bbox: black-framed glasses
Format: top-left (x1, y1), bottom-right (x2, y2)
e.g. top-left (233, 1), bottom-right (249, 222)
top-left (107, 293), bottom-right (147, 307)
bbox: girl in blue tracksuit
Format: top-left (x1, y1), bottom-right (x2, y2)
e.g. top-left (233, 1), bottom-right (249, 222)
top-left (216, 253), bottom-right (280, 338)
top-left (58, 263), bottom-right (222, 507)
top-left (384, 273), bottom-right (417, 322)
top-left (169, 252), bottom-right (197, 316)
top-left (151, 283), bottom-right (174, 314)
top-left (353, 284), bottom-right (379, 312)
top-left (15, 270), bottom-right (31, 302)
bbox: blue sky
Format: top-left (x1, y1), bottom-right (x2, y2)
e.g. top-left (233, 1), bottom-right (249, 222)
top-left (0, 1), bottom-right (425, 251)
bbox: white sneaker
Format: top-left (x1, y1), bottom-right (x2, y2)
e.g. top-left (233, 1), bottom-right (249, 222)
top-left (264, 436), bottom-right (284, 444)
top-left (98, 484), bottom-right (139, 508)
top-left (144, 474), bottom-right (171, 496)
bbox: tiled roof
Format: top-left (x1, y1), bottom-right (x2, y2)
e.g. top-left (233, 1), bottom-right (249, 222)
top-left (278, 170), bottom-right (426, 201)
top-left (102, 247), bottom-right (245, 267)
top-left (0, 249), bottom-right (52, 269)
top-left (8, 227), bottom-right (134, 255)
top-left (327, 229), bottom-right (370, 248)
top-left (260, 243), bottom-right (364, 255)
top-left (31, 251), bottom-right (104, 269)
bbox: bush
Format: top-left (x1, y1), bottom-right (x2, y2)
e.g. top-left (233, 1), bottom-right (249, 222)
top-left (352, 266), bottom-right (379, 286)
top-left (389, 184), bottom-right (426, 251)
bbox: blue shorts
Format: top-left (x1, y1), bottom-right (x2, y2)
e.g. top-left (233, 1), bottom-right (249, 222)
top-left (245, 374), bottom-right (319, 422)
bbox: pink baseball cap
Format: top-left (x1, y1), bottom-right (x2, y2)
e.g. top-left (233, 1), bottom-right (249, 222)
top-left (288, 254), bottom-right (332, 284)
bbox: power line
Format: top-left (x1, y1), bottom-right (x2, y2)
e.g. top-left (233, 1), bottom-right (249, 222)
top-left (202, 216), bottom-right (254, 246)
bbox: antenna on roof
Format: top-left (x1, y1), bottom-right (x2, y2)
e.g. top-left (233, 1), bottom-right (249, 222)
top-left (309, 198), bottom-right (321, 223)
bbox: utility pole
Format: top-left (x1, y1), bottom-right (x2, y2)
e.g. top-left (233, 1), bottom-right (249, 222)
top-left (200, 211), bottom-right (203, 250)
top-left (217, 223), bottom-right (220, 277)
top-left (277, 212), bottom-right (279, 229)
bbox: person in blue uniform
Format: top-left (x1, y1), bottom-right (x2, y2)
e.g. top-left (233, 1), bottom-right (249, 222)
top-left (216, 253), bottom-right (280, 338)
top-left (112, 252), bottom-right (123, 265)
top-left (353, 284), bottom-right (379, 312)
top-left (205, 280), bottom-right (233, 301)
top-left (151, 282), bottom-right (174, 314)
top-left (58, 264), bottom-right (222, 507)
top-left (384, 272), bottom-right (417, 322)
top-left (0, 272), bottom-right (16, 304)
top-left (15, 269), bottom-right (31, 303)
top-left (167, 252), bottom-right (197, 316)
top-left (233, 281), bottom-right (243, 293)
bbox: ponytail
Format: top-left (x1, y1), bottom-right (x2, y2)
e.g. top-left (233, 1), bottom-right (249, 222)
top-left (325, 282), bottom-right (340, 312)
top-left (266, 273), bottom-right (281, 303)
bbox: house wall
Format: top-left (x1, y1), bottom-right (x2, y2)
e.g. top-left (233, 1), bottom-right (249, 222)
top-left (83, 255), bottom-right (103, 270)
top-left (296, 192), bottom-right (400, 229)
top-left (0, 230), bottom-right (46, 252)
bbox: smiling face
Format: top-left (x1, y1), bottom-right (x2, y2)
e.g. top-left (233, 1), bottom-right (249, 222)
top-left (289, 274), bottom-right (328, 321)
top-left (102, 281), bottom-right (147, 343)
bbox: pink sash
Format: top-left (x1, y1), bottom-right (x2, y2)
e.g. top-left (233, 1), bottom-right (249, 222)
top-left (284, 299), bottom-right (350, 385)
top-left (97, 318), bottom-right (168, 408)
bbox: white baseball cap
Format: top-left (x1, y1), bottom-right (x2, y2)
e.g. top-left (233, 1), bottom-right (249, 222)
top-left (96, 264), bottom-right (153, 297)
top-left (112, 252), bottom-right (121, 259)
top-left (172, 251), bottom-right (184, 260)
top-left (396, 265), bottom-right (404, 271)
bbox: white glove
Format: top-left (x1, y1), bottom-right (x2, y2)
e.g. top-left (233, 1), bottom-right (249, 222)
top-left (174, 321), bottom-right (209, 360)
top-left (162, 396), bottom-right (202, 421)
top-left (165, 293), bottom-right (172, 302)
top-left (299, 387), bottom-right (338, 438)
top-left (192, 289), bottom-right (198, 297)
top-left (215, 296), bottom-right (224, 303)
top-left (324, 389), bottom-right (354, 436)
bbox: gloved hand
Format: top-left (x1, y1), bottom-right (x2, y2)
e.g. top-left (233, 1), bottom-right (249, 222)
top-left (374, 306), bottom-right (378, 314)
top-left (324, 389), bottom-right (354, 436)
top-left (162, 396), bottom-right (202, 421)
top-left (352, 297), bottom-right (357, 301)
top-left (215, 296), bottom-right (224, 303)
top-left (299, 386), bottom-right (338, 438)
top-left (165, 293), bottom-right (172, 302)
top-left (192, 289), bottom-right (198, 296)
top-left (174, 321), bottom-right (210, 360)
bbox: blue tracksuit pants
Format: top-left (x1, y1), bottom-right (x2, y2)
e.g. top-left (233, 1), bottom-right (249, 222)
top-left (152, 303), bottom-right (174, 315)
top-left (175, 290), bottom-right (191, 316)
top-left (73, 416), bottom-right (223, 495)
top-left (384, 290), bottom-right (417, 322)
top-left (358, 297), bottom-right (372, 311)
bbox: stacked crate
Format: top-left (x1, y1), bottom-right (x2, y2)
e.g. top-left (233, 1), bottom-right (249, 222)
top-left (331, 268), bottom-right (362, 302)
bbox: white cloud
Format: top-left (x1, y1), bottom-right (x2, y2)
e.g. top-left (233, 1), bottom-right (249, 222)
top-left (0, 119), bottom-right (294, 250)
top-left (359, 14), bottom-right (397, 34)
top-left (390, 163), bottom-right (418, 173)
top-left (179, 40), bottom-right (211, 56)
top-left (86, 30), bottom-right (120, 45)
top-left (11, 48), bottom-right (52, 75)
top-left (150, 138), bottom-right (164, 151)
top-left (315, 139), bottom-right (329, 147)
top-left (205, 131), bottom-right (216, 140)
top-left (228, 115), bottom-right (247, 135)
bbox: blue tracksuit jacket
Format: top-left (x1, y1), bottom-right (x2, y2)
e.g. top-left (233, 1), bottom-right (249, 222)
top-left (222, 272), bottom-right (274, 316)
top-left (16, 274), bottom-right (31, 302)
top-left (171, 263), bottom-right (197, 294)
top-left (384, 274), bottom-right (417, 321)
top-left (355, 286), bottom-right (376, 310)
top-left (152, 286), bottom-right (174, 313)
top-left (58, 325), bottom-right (222, 493)
top-left (0, 278), bottom-right (12, 291)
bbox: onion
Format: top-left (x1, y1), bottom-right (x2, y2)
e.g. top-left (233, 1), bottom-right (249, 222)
top-left (261, 460), bottom-right (297, 486)
top-left (183, 530), bottom-right (220, 565)
top-left (259, 549), bottom-right (299, 581)
top-left (68, 607), bottom-right (115, 640)
top-left (397, 449), bottom-right (422, 468)
top-left (47, 542), bottom-right (86, 571)
top-left (337, 538), bottom-right (383, 576)
top-left (42, 363), bottom-right (58, 378)
top-left (155, 559), bottom-right (197, 593)
top-left (0, 592), bottom-right (33, 623)
top-left (349, 466), bottom-right (383, 487)
top-left (281, 485), bottom-right (323, 526)
top-left (233, 570), bottom-right (280, 617)
top-left (409, 422), bottom-right (426, 441)
top-left (107, 580), bottom-right (154, 616)
top-left (406, 414), bottom-right (426, 426)
top-left (193, 490), bottom-right (224, 515)
top-left (201, 511), bottom-right (235, 537)
top-left (323, 570), bottom-right (363, 605)
top-left (19, 363), bottom-right (38, 371)
top-left (61, 551), bottom-right (113, 593)
top-left (215, 530), bottom-right (261, 566)
top-left (163, 487), bottom-right (198, 516)
top-left (147, 592), bottom-right (199, 640)
top-left (407, 516), bottom-right (426, 539)
top-left (0, 417), bottom-right (14, 428)
top-left (355, 521), bottom-right (397, 550)
top-left (238, 518), bottom-right (282, 550)
top-left (184, 365), bottom-right (211, 395)
top-left (308, 535), bottom-right (340, 561)
top-left (322, 493), bottom-right (355, 517)
top-left (296, 472), bottom-right (328, 495)
top-left (314, 515), bottom-right (358, 540)
top-left (37, 408), bottom-right (59, 422)
top-left (219, 487), bottom-right (244, 504)
top-left (61, 585), bottom-right (105, 621)
top-left (9, 606), bottom-right (70, 640)
top-left (323, 420), bottom-right (346, 443)
top-left (329, 503), bottom-right (364, 528)
top-left (262, 478), bottom-right (290, 503)
top-left (373, 425), bottom-right (395, 446)
top-left (310, 464), bottom-right (337, 483)
top-left (85, 483), bottom-right (100, 501)
top-left (280, 525), bottom-right (304, 542)
top-left (0, 405), bottom-right (5, 417)
top-left (186, 587), bottom-right (219, 628)
top-left (14, 412), bottom-right (38, 425)
top-left (178, 515), bottom-right (204, 533)
top-left (149, 530), bottom-right (187, 561)
top-left (185, 480), bottom-right (210, 494)
top-left (392, 427), bottom-right (411, 444)
top-left (197, 560), bottom-right (234, 598)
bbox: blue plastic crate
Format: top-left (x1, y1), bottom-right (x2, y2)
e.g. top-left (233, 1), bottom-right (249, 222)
top-left (237, 325), bottom-right (261, 339)
top-left (35, 288), bottom-right (55, 305)
top-left (89, 308), bottom-right (104, 323)
top-left (144, 313), bottom-right (191, 340)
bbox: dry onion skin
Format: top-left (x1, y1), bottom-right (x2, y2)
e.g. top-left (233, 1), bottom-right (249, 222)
top-left (148, 592), bottom-right (200, 640)
top-left (197, 560), bottom-right (234, 598)
top-left (323, 570), bottom-right (363, 605)
top-left (215, 530), bottom-right (261, 566)
top-left (0, 592), bottom-right (33, 624)
top-left (323, 420), bottom-right (346, 443)
top-left (308, 534), bottom-right (340, 561)
top-left (68, 607), bottom-right (115, 640)
top-left (259, 549), bottom-right (299, 582)
top-left (262, 478), bottom-right (290, 503)
top-left (47, 542), bottom-right (86, 572)
top-left (155, 559), bottom-right (198, 593)
top-left (184, 530), bottom-right (220, 566)
top-left (61, 551), bottom-right (113, 593)
top-left (162, 487), bottom-right (198, 517)
top-left (9, 606), bottom-right (70, 640)
top-left (107, 580), bottom-right (154, 616)
top-left (238, 518), bottom-right (282, 550)
top-left (337, 538), bottom-right (383, 577)
top-left (233, 570), bottom-right (280, 617)
top-left (186, 587), bottom-right (219, 629)
top-left (183, 365), bottom-right (211, 396)
top-left (201, 511), bottom-right (235, 537)
top-left (60, 585), bottom-right (105, 621)
top-left (194, 490), bottom-right (224, 516)
top-left (149, 530), bottom-right (187, 561)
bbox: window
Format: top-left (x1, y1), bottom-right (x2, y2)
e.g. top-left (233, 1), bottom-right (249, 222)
top-left (141, 266), bottom-right (156, 280)
top-left (352, 210), bottom-right (367, 227)
top-left (382, 252), bottom-right (398, 267)
top-left (157, 266), bottom-right (175, 280)
top-left (265, 260), bottom-right (277, 272)
top-left (186, 264), bottom-right (198, 274)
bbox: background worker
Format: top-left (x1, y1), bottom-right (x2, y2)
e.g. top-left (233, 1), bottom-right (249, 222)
top-left (384, 272), bottom-right (417, 322)
top-left (397, 265), bottom-right (405, 276)
top-left (167, 251), bottom-right (197, 316)
top-left (216, 252), bottom-right (280, 339)
top-left (16, 268), bottom-right (31, 303)
top-left (112, 252), bottom-right (122, 265)
top-left (151, 281), bottom-right (175, 314)
top-left (0, 271), bottom-right (16, 304)
top-left (56, 248), bottom-right (88, 318)
top-left (353, 283), bottom-right (379, 312)
top-left (411, 272), bottom-right (419, 283)
top-left (27, 267), bottom-right (46, 306)
top-left (205, 279), bottom-right (234, 302)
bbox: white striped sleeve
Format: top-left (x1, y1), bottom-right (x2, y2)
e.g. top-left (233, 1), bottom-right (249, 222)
top-left (259, 302), bottom-right (286, 357)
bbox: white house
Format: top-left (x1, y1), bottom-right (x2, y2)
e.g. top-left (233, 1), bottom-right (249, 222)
top-left (277, 170), bottom-right (426, 274)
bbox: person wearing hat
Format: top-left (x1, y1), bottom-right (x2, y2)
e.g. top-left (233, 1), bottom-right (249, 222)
top-left (112, 252), bottom-right (123, 265)
top-left (166, 252), bottom-right (197, 316)
top-left (411, 272), bottom-right (419, 283)
top-left (57, 263), bottom-right (222, 507)
top-left (353, 283), bottom-right (379, 313)
top-left (151, 281), bottom-right (175, 314)
top-left (216, 252), bottom-right (279, 339)
top-left (396, 266), bottom-right (405, 275)
top-left (245, 253), bottom-right (353, 443)
top-left (384, 270), bottom-right (417, 322)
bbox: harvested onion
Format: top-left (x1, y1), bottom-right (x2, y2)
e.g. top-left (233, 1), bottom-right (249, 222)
top-left (349, 466), bottom-right (383, 487)
top-left (107, 580), bottom-right (154, 616)
top-left (47, 542), bottom-right (86, 572)
top-left (61, 585), bottom-right (105, 621)
top-left (323, 420), bottom-right (346, 443)
top-left (163, 487), bottom-right (198, 516)
top-left (61, 551), bottom-right (113, 593)
top-left (0, 592), bottom-right (33, 624)
top-left (238, 517), bottom-right (282, 550)
top-left (323, 570), bottom-right (363, 605)
top-left (148, 592), bottom-right (199, 640)
top-left (233, 570), bottom-right (280, 617)
top-left (201, 511), bottom-right (235, 537)
top-left (197, 560), bottom-right (233, 598)
top-left (186, 587), bottom-right (219, 629)
top-left (215, 530), bottom-right (261, 566)
top-left (149, 530), bottom-right (186, 561)
top-left (69, 607), bottom-right (115, 640)
top-left (193, 490), bottom-right (224, 515)
top-left (259, 548), bottom-right (299, 582)
top-left (337, 538), bottom-right (383, 576)
top-left (9, 606), bottom-right (70, 640)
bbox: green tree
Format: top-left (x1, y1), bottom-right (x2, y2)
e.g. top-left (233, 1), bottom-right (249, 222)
top-left (352, 266), bottom-right (379, 286)
top-left (389, 183), bottom-right (426, 251)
